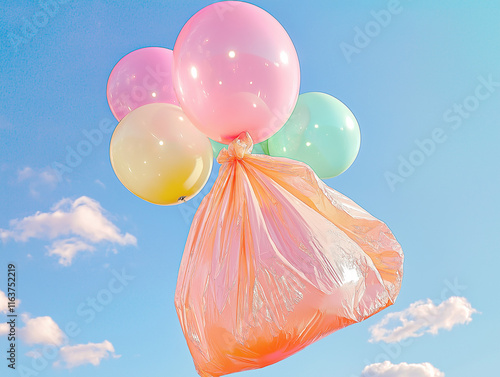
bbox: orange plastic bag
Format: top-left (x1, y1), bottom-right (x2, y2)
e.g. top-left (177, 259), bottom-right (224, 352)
top-left (175, 133), bottom-right (403, 377)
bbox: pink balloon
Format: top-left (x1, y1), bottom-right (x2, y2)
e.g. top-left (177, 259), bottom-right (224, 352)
top-left (173, 1), bottom-right (300, 144)
top-left (107, 47), bottom-right (179, 121)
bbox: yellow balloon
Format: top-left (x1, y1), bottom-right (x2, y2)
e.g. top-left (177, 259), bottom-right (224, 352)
top-left (110, 103), bottom-right (213, 205)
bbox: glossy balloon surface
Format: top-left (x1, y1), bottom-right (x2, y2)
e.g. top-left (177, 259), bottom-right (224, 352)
top-left (268, 92), bottom-right (361, 178)
top-left (173, 1), bottom-right (300, 144)
top-left (110, 103), bottom-right (213, 205)
top-left (107, 47), bottom-right (179, 121)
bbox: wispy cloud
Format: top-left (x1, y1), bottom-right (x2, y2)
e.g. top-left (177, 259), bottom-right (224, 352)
top-left (361, 361), bottom-right (445, 377)
top-left (47, 238), bottom-right (96, 267)
top-left (361, 361), bottom-right (444, 377)
top-left (0, 290), bottom-right (9, 313)
top-left (54, 340), bottom-right (120, 369)
top-left (95, 179), bottom-right (106, 189)
top-left (19, 314), bottom-right (66, 346)
top-left (0, 323), bottom-right (9, 336)
top-left (0, 196), bottom-right (135, 243)
top-left (369, 297), bottom-right (477, 343)
top-left (20, 315), bottom-right (120, 370)
top-left (17, 167), bottom-right (36, 181)
top-left (16, 166), bottom-right (59, 196)
top-left (0, 196), bottom-right (137, 265)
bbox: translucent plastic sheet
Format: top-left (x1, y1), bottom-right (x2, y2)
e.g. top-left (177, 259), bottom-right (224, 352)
top-left (175, 132), bottom-right (403, 377)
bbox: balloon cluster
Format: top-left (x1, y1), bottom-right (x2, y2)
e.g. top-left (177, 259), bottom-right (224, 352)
top-left (104, 4), bottom-right (400, 377)
top-left (107, 1), bottom-right (360, 205)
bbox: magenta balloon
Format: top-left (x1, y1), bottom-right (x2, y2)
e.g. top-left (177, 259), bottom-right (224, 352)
top-left (107, 47), bottom-right (179, 121)
top-left (173, 1), bottom-right (300, 144)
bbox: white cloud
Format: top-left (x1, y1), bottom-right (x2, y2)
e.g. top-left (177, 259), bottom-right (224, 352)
top-left (0, 290), bottom-right (8, 313)
top-left (2, 196), bottom-right (136, 244)
top-left (19, 315), bottom-right (66, 346)
top-left (16, 166), bottom-right (60, 196)
top-left (369, 297), bottom-right (477, 343)
top-left (0, 323), bottom-right (9, 336)
top-left (17, 167), bottom-right (35, 181)
top-left (0, 289), bottom-right (20, 313)
top-left (0, 229), bottom-right (10, 242)
top-left (47, 238), bottom-right (96, 266)
top-left (95, 179), bottom-right (106, 189)
top-left (0, 196), bottom-right (137, 265)
top-left (14, 315), bottom-right (120, 370)
top-left (54, 340), bottom-right (120, 369)
top-left (361, 361), bottom-right (444, 377)
top-left (39, 169), bottom-right (59, 185)
top-left (17, 166), bottom-right (59, 185)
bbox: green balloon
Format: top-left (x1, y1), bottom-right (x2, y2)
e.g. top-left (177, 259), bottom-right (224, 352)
top-left (267, 92), bottom-right (360, 179)
top-left (209, 139), bottom-right (226, 157)
top-left (259, 139), bottom-right (269, 155)
top-left (210, 138), bottom-right (269, 157)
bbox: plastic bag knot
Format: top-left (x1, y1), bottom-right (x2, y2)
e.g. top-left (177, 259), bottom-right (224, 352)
top-left (216, 132), bottom-right (254, 163)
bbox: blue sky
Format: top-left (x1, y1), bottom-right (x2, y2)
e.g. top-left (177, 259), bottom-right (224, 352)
top-left (0, 0), bottom-right (499, 376)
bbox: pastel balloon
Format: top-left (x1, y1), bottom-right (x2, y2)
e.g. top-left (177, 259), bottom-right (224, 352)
top-left (258, 139), bottom-right (270, 155)
top-left (107, 47), bottom-right (179, 121)
top-left (173, 1), bottom-right (300, 144)
top-left (268, 92), bottom-right (361, 179)
top-left (110, 103), bottom-right (213, 205)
